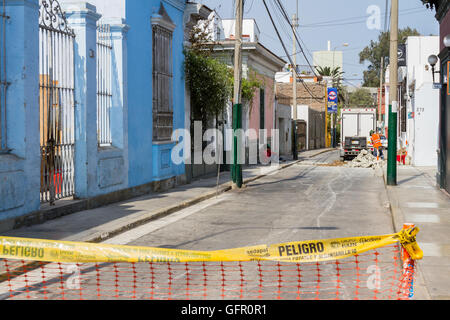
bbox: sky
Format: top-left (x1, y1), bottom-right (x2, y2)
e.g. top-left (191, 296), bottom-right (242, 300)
top-left (196, 0), bottom-right (439, 88)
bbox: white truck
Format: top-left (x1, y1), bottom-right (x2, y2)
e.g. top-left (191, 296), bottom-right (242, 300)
top-left (340, 108), bottom-right (376, 161)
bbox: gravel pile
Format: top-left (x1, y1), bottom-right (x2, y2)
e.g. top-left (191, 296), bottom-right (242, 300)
top-left (347, 150), bottom-right (385, 169)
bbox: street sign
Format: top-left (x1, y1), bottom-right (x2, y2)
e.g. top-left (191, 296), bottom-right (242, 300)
top-left (433, 83), bottom-right (442, 89)
top-left (327, 88), bottom-right (338, 114)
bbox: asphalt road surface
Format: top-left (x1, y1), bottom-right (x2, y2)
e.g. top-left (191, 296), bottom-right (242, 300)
top-left (2, 150), bottom-right (405, 300)
top-left (120, 150), bottom-right (393, 249)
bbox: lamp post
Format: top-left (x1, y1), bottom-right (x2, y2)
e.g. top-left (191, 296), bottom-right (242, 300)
top-left (292, 1), bottom-right (299, 160)
top-left (428, 54), bottom-right (439, 83)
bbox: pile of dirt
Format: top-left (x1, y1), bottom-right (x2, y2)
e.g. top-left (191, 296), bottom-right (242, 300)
top-left (317, 160), bottom-right (347, 167)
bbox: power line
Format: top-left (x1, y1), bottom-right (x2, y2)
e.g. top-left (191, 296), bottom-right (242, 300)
top-left (269, 0), bottom-right (292, 42)
top-left (262, 0), bottom-right (323, 102)
top-left (299, 7), bottom-right (423, 28)
top-left (262, 0), bottom-right (294, 68)
top-left (273, 0), bottom-right (318, 77)
top-left (302, 6), bottom-right (421, 27)
top-left (384, 0), bottom-right (390, 32)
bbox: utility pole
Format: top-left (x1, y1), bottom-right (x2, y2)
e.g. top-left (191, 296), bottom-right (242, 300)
top-left (325, 82), bottom-right (329, 148)
top-left (387, 0), bottom-right (398, 186)
top-left (379, 56), bottom-right (384, 125)
top-left (292, 1), bottom-right (299, 160)
top-left (232, 0), bottom-right (243, 189)
top-left (332, 110), bottom-right (335, 148)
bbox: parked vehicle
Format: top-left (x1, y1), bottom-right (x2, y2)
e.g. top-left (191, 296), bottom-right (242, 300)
top-left (340, 108), bottom-right (376, 161)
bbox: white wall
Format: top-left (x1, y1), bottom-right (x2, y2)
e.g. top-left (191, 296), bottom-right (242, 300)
top-left (276, 103), bottom-right (292, 156)
top-left (275, 72), bottom-right (291, 83)
top-left (413, 83), bottom-right (439, 166)
top-left (313, 51), bottom-right (343, 70)
top-left (222, 19), bottom-right (260, 42)
top-left (406, 36), bottom-right (440, 167)
top-left (296, 105), bottom-right (309, 150)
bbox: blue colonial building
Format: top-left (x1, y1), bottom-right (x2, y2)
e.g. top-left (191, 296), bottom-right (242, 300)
top-left (0, 0), bottom-right (211, 231)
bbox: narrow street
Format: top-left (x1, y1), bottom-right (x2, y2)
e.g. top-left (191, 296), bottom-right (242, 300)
top-left (110, 150), bottom-right (394, 250)
top-left (1, 0), bottom-right (449, 307)
top-left (1, 150), bottom-right (405, 301)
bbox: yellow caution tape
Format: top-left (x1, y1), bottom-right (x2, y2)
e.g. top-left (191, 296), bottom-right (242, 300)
top-left (0, 227), bottom-right (423, 264)
top-left (398, 226), bottom-right (424, 260)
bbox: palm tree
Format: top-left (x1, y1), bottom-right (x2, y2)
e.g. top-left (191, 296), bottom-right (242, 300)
top-left (315, 66), bottom-right (344, 88)
top-left (316, 66), bottom-right (346, 103)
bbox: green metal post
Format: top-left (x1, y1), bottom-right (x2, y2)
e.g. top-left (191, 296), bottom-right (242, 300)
top-left (387, 104), bottom-right (397, 185)
top-left (232, 105), bottom-right (236, 183)
top-left (293, 121), bottom-right (298, 160)
top-left (232, 104), bottom-right (243, 188)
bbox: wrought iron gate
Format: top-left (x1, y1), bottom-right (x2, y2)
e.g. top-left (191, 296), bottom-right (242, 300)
top-left (39, 0), bottom-right (75, 204)
top-left (97, 24), bottom-right (112, 147)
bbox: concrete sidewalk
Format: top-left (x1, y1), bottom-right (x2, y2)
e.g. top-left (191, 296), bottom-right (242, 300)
top-left (384, 166), bottom-right (450, 300)
top-left (1, 148), bottom-right (334, 244)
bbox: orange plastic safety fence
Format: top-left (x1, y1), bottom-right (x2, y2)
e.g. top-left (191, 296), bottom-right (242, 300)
top-left (0, 244), bottom-right (415, 300)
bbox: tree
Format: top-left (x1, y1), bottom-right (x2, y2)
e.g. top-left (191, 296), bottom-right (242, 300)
top-left (359, 27), bottom-right (420, 87)
top-left (315, 66), bottom-right (344, 88)
top-left (348, 88), bottom-right (376, 107)
top-left (184, 19), bottom-right (261, 125)
top-left (185, 51), bottom-right (232, 123)
top-left (184, 18), bottom-right (233, 126)
top-left (316, 65), bottom-right (346, 104)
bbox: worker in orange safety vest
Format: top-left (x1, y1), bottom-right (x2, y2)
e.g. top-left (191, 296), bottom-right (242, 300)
top-left (370, 130), bottom-right (383, 161)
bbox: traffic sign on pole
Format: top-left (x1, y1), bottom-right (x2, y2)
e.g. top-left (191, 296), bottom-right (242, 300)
top-left (327, 88), bottom-right (338, 114)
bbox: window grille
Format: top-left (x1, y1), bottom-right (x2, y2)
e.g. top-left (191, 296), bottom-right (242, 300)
top-left (152, 5), bottom-right (175, 142)
top-left (97, 24), bottom-right (113, 147)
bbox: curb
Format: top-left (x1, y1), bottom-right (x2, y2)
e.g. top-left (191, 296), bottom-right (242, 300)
top-left (381, 169), bottom-right (432, 300)
top-left (381, 169), bottom-right (404, 233)
top-left (84, 155), bottom-right (314, 244)
top-left (0, 149), bottom-right (335, 283)
top-left (8, 149), bottom-right (333, 243)
top-left (84, 183), bottom-right (233, 243)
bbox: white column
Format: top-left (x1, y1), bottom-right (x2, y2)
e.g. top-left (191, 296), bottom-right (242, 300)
top-left (63, 2), bottom-right (101, 198)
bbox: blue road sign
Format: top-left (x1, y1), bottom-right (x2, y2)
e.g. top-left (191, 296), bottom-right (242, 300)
top-left (328, 88), bottom-right (338, 113)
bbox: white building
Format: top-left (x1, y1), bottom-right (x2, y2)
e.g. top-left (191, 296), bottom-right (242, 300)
top-left (405, 36), bottom-right (440, 167)
top-left (221, 18), bottom-right (260, 42)
top-left (313, 42), bottom-right (344, 71)
top-left (275, 71), bottom-right (318, 83)
top-left (313, 51), bottom-right (343, 71)
top-left (384, 36), bottom-right (440, 167)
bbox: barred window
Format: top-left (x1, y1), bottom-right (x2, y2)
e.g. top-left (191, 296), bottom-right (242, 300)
top-left (151, 4), bottom-right (175, 142)
top-left (97, 24), bottom-right (113, 147)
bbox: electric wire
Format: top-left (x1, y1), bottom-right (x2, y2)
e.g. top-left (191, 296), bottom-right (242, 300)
top-left (273, 0), bottom-right (318, 77)
top-left (262, 0), bottom-right (323, 102)
top-left (299, 7), bottom-right (423, 28)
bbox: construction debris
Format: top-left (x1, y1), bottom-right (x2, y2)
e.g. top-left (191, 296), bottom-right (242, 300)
top-left (347, 150), bottom-right (386, 169)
